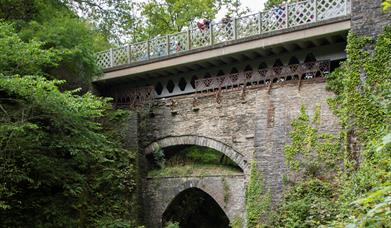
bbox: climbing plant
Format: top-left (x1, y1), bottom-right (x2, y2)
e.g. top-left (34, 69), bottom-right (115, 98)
top-left (270, 106), bottom-right (341, 227)
top-left (245, 161), bottom-right (271, 227)
top-left (284, 105), bottom-right (341, 179)
top-left (326, 26), bottom-right (391, 226)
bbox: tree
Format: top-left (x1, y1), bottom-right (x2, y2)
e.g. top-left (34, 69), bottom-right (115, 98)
top-left (264, 0), bottom-right (285, 10)
top-left (140, 0), bottom-right (221, 38)
top-left (0, 0), bottom-right (110, 92)
top-left (0, 21), bottom-right (138, 226)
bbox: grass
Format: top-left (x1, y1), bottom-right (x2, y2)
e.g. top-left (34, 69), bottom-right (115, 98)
top-left (148, 163), bottom-right (243, 178)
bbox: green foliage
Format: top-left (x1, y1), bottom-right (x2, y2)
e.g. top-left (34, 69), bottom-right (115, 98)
top-left (270, 27), bottom-right (391, 227)
top-left (383, 0), bottom-right (391, 11)
top-left (148, 164), bottom-right (242, 177)
top-left (148, 146), bottom-right (242, 177)
top-left (0, 21), bottom-right (59, 76)
top-left (284, 105), bottom-right (341, 179)
top-left (326, 28), bottom-right (390, 226)
top-left (164, 221), bottom-right (180, 228)
top-left (246, 161), bottom-right (271, 228)
top-left (271, 106), bottom-right (340, 227)
top-left (0, 1), bottom-right (109, 91)
top-left (229, 216), bottom-right (244, 228)
top-left (153, 147), bottom-right (166, 168)
top-left (264, 0), bottom-right (285, 10)
top-left (20, 15), bottom-right (107, 91)
top-left (140, 0), bottom-right (220, 38)
top-left (273, 179), bottom-right (337, 227)
top-left (0, 76), bottom-right (138, 226)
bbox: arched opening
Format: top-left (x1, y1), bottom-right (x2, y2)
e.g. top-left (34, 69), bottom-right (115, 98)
top-left (145, 136), bottom-right (249, 174)
top-left (162, 188), bottom-right (230, 228)
top-left (147, 145), bottom-right (243, 177)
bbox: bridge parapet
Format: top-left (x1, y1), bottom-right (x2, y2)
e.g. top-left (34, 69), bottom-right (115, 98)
top-left (96, 0), bottom-right (351, 70)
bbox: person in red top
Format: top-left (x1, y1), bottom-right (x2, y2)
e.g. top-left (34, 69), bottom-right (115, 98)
top-left (197, 18), bottom-right (210, 31)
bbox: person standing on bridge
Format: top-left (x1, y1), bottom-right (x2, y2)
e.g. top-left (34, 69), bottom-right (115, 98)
top-left (197, 18), bottom-right (210, 31)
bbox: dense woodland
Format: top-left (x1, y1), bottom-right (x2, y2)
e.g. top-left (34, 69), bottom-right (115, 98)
top-left (0, 0), bottom-right (390, 227)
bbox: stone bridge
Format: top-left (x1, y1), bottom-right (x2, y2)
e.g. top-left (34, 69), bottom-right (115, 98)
top-left (93, 0), bottom-right (390, 227)
top-left (144, 175), bottom-right (245, 227)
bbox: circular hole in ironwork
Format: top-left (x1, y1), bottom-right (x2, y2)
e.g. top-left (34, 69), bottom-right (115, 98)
top-left (155, 82), bottom-right (163, 95)
top-left (178, 78), bottom-right (187, 91)
top-left (166, 80), bottom-right (175, 93)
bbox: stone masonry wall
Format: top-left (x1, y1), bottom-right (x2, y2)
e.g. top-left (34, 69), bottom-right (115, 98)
top-left (351, 0), bottom-right (391, 37)
top-left (139, 81), bottom-right (340, 220)
top-left (144, 175), bottom-right (245, 227)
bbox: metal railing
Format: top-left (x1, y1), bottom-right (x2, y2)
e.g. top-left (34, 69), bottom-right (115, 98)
top-left (96, 0), bottom-right (350, 69)
top-left (195, 60), bottom-right (330, 94)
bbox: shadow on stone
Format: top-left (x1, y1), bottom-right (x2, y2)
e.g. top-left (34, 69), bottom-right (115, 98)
top-left (162, 187), bottom-right (230, 228)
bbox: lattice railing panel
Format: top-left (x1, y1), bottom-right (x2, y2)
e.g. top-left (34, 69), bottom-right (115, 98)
top-left (190, 28), bottom-right (211, 49)
top-left (213, 21), bottom-right (235, 44)
top-left (96, 0), bottom-right (350, 69)
top-left (130, 41), bottom-right (148, 62)
top-left (96, 51), bottom-right (111, 69)
top-left (169, 32), bottom-right (189, 54)
top-left (262, 7), bottom-right (287, 32)
top-left (113, 46), bottom-right (129, 66)
top-left (237, 14), bottom-right (259, 39)
top-left (317, 0), bottom-right (347, 20)
top-left (195, 61), bottom-right (330, 93)
top-left (288, 0), bottom-right (316, 27)
top-left (149, 36), bottom-right (168, 59)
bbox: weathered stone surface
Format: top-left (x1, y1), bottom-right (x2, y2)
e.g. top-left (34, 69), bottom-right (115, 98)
top-left (144, 175), bottom-right (246, 228)
top-left (351, 0), bottom-right (391, 37)
top-left (139, 81), bottom-right (340, 227)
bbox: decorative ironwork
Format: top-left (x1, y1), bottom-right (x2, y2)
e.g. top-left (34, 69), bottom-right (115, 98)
top-left (190, 28), bottom-right (211, 49)
top-left (288, 0), bottom-right (316, 27)
top-left (213, 20), bottom-right (235, 43)
top-left (169, 31), bottom-right (189, 54)
top-left (96, 0), bottom-right (350, 69)
top-left (130, 41), bottom-right (148, 62)
top-left (113, 46), bottom-right (129, 66)
top-left (237, 14), bottom-right (259, 38)
top-left (195, 61), bottom-right (330, 94)
top-left (149, 36), bottom-right (169, 59)
top-left (113, 86), bottom-right (155, 109)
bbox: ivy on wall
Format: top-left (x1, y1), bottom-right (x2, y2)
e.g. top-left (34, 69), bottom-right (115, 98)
top-left (245, 161), bottom-right (271, 228)
top-left (270, 27), bottom-right (390, 227)
top-left (326, 27), bottom-right (391, 227)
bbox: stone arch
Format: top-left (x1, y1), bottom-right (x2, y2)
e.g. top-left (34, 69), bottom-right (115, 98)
top-left (144, 135), bottom-right (249, 174)
top-left (162, 186), bottom-right (230, 226)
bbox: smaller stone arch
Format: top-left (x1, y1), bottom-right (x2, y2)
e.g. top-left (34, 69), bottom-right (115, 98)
top-left (162, 187), bottom-right (230, 227)
top-left (144, 135), bottom-right (249, 174)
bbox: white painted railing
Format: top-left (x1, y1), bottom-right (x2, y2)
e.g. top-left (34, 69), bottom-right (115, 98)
top-left (96, 0), bottom-right (350, 69)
